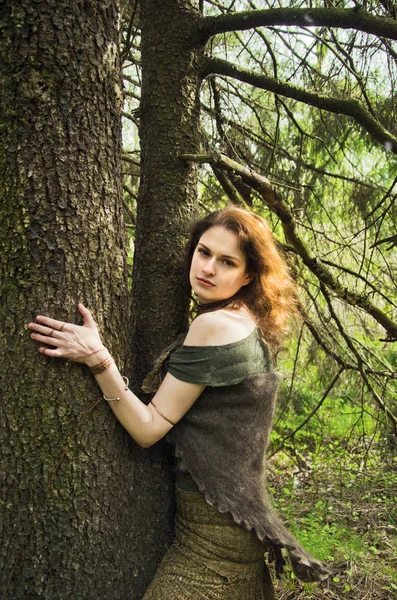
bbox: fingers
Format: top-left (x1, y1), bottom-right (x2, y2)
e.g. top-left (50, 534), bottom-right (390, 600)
top-left (28, 322), bottom-right (64, 338)
top-left (31, 302), bottom-right (95, 332)
top-left (40, 346), bottom-right (63, 357)
top-left (78, 303), bottom-right (96, 327)
top-left (34, 314), bottom-right (69, 331)
top-left (29, 304), bottom-right (98, 362)
top-left (31, 332), bottom-right (60, 346)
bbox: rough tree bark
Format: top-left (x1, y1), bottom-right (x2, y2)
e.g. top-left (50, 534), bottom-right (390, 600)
top-left (132, 0), bottom-right (203, 380)
top-left (1, 0), bottom-right (206, 598)
top-left (0, 1), bottom-right (138, 598)
top-left (128, 1), bottom-right (205, 594)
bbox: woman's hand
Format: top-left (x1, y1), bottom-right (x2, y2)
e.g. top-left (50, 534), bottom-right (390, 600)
top-left (28, 303), bottom-right (107, 366)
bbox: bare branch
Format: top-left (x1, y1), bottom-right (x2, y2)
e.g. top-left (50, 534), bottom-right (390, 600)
top-left (122, 153), bottom-right (140, 167)
top-left (211, 165), bottom-right (246, 206)
top-left (202, 102), bottom-right (382, 190)
top-left (198, 7), bottom-right (397, 42)
top-left (370, 232), bottom-right (397, 249)
top-left (121, 0), bottom-right (140, 63)
top-left (122, 196), bottom-right (137, 225)
top-left (378, 0), bottom-right (397, 20)
top-left (124, 89), bottom-right (141, 102)
top-left (319, 282), bottom-right (397, 432)
top-left (321, 258), bottom-right (397, 308)
top-left (121, 110), bottom-right (139, 124)
top-left (270, 367), bottom-right (345, 457)
top-left (301, 312), bottom-right (353, 369)
top-left (204, 57), bottom-right (397, 154)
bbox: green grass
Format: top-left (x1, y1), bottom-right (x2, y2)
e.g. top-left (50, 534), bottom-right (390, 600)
top-left (267, 409), bottom-right (397, 599)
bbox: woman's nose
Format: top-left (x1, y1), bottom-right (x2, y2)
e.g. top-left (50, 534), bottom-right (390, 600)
top-left (203, 259), bottom-right (215, 275)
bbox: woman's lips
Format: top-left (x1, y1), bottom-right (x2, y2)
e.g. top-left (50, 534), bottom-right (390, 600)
top-left (197, 277), bottom-right (215, 287)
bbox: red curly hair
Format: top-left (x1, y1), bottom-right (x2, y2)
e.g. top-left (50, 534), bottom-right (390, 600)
top-left (185, 205), bottom-right (298, 349)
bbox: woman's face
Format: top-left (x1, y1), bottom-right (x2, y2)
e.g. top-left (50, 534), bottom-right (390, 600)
top-left (189, 225), bottom-right (251, 304)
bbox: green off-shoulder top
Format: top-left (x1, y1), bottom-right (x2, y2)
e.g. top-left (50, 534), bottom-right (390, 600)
top-left (165, 328), bottom-right (274, 492)
top-left (166, 327), bottom-right (273, 387)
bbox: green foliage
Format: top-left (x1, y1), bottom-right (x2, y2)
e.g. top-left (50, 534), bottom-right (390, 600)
top-left (268, 361), bottom-right (397, 598)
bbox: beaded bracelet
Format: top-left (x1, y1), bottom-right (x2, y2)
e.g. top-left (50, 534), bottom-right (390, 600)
top-left (103, 376), bottom-right (129, 403)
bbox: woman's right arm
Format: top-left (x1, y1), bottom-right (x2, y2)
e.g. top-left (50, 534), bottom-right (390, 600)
top-left (28, 303), bottom-right (205, 448)
top-left (91, 358), bottom-right (205, 447)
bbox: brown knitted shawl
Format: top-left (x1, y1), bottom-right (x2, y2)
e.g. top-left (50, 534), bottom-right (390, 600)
top-left (143, 334), bottom-right (330, 583)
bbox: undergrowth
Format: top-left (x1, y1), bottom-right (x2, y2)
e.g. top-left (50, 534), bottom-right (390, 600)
top-left (267, 391), bottom-right (397, 599)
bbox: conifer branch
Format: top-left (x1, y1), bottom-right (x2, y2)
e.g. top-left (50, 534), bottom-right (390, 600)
top-left (198, 7), bottom-right (397, 41)
top-left (203, 57), bottom-right (397, 155)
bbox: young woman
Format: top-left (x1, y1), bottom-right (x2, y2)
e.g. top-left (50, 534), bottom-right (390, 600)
top-left (29, 206), bottom-right (329, 599)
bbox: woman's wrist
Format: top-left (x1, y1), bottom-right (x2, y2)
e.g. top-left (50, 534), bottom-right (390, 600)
top-left (84, 346), bottom-right (110, 367)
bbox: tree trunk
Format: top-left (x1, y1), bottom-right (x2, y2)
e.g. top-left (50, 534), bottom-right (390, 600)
top-left (0, 1), bottom-right (140, 598)
top-left (132, 0), bottom-right (203, 381)
top-left (128, 2), bottom-right (204, 595)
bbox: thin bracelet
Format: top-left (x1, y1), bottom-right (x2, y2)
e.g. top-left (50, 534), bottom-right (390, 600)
top-left (150, 401), bottom-right (176, 426)
top-left (103, 376), bottom-right (129, 403)
top-left (86, 347), bottom-right (106, 359)
top-left (90, 357), bottom-right (114, 375)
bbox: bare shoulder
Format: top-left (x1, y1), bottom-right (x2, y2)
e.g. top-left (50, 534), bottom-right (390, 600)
top-left (184, 309), bottom-right (256, 347)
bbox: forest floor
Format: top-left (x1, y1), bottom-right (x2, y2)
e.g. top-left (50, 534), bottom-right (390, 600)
top-left (267, 448), bottom-right (397, 599)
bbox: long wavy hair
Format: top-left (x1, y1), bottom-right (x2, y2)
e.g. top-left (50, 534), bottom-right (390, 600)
top-left (185, 205), bottom-right (299, 350)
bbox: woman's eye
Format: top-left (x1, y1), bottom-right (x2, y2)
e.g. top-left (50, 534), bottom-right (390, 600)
top-left (197, 248), bottom-right (234, 266)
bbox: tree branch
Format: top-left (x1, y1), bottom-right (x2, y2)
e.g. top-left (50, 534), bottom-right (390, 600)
top-left (180, 152), bottom-right (397, 341)
top-left (270, 366), bottom-right (345, 457)
top-left (321, 258), bottom-right (397, 308)
top-left (319, 282), bottom-right (397, 433)
top-left (198, 7), bottom-right (397, 41)
top-left (122, 153), bottom-right (140, 167)
top-left (211, 165), bottom-right (246, 206)
top-left (204, 57), bottom-right (397, 155)
top-left (202, 101), bottom-right (381, 190)
top-left (120, 0), bottom-right (140, 63)
top-left (301, 310), bottom-right (396, 379)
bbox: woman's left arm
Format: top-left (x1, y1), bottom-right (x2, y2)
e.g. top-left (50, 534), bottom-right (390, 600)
top-left (28, 303), bottom-right (205, 447)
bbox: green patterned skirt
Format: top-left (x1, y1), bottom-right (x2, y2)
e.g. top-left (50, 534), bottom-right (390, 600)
top-left (142, 486), bottom-right (275, 600)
